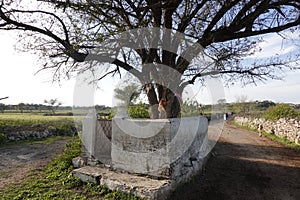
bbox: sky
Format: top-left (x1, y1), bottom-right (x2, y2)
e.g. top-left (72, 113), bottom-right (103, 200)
top-left (0, 31), bottom-right (300, 107)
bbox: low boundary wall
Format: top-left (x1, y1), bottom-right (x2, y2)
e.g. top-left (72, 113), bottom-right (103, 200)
top-left (234, 116), bottom-right (300, 143)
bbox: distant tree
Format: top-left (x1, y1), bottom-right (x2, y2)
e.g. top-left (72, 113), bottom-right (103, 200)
top-left (181, 100), bottom-right (203, 117)
top-left (114, 84), bottom-right (140, 107)
top-left (44, 99), bottom-right (62, 114)
top-left (216, 98), bottom-right (227, 113)
top-left (256, 100), bottom-right (276, 110)
top-left (95, 105), bottom-right (111, 111)
top-left (234, 95), bottom-right (249, 114)
top-left (0, 103), bottom-right (4, 113)
top-left (217, 99), bottom-right (227, 105)
top-left (18, 103), bottom-right (25, 113)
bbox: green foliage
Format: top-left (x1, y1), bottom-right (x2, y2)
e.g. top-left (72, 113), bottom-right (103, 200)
top-left (45, 138), bottom-right (82, 180)
top-left (128, 103), bottom-right (150, 118)
top-left (55, 123), bottom-right (74, 135)
top-left (0, 137), bottom-right (140, 199)
top-left (263, 104), bottom-right (297, 121)
top-left (100, 110), bottom-right (115, 120)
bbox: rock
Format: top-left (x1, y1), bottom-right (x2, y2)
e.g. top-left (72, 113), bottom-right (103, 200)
top-left (7, 136), bottom-right (15, 141)
top-left (72, 157), bottom-right (86, 168)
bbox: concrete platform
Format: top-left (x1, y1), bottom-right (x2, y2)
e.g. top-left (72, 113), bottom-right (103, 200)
top-left (73, 166), bottom-right (173, 200)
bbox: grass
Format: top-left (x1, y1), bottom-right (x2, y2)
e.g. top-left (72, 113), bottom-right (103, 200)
top-left (0, 112), bottom-right (141, 199)
top-left (0, 113), bottom-right (77, 128)
top-left (0, 136), bottom-right (140, 200)
top-left (231, 121), bottom-right (300, 151)
top-left (261, 130), bottom-right (300, 151)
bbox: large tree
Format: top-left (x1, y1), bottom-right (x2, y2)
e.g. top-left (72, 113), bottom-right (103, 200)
top-left (0, 0), bottom-right (299, 118)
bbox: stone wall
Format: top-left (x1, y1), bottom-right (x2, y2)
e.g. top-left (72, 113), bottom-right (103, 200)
top-left (2, 125), bottom-right (76, 141)
top-left (234, 116), bottom-right (300, 143)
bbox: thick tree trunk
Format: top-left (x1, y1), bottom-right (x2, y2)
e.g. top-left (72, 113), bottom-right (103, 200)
top-left (161, 90), bottom-right (181, 118)
top-left (144, 83), bottom-right (181, 119)
top-left (144, 83), bottom-right (159, 119)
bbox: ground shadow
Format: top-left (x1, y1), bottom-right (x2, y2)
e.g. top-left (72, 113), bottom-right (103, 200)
top-left (169, 140), bottom-right (300, 200)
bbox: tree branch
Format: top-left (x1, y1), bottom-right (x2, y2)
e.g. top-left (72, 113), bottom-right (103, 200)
top-left (10, 9), bottom-right (70, 43)
top-left (177, 0), bottom-right (207, 33)
top-left (203, 0), bottom-right (240, 35)
top-left (96, 67), bottom-right (119, 82)
top-left (213, 18), bottom-right (300, 43)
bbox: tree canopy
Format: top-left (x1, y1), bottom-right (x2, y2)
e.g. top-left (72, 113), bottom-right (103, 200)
top-left (0, 0), bottom-right (299, 118)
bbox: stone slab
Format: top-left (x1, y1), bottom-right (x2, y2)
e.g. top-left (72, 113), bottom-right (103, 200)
top-left (73, 166), bottom-right (174, 200)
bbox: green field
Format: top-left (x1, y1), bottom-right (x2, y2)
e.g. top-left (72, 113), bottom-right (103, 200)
top-left (0, 113), bottom-right (83, 144)
top-left (0, 113), bottom-right (76, 127)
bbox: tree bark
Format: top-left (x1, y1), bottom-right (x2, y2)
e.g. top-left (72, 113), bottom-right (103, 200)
top-left (163, 88), bottom-right (181, 118)
top-left (144, 83), bottom-right (159, 119)
top-left (144, 83), bottom-right (181, 119)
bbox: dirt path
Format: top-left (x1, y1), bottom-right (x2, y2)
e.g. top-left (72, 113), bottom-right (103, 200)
top-left (171, 122), bottom-right (300, 200)
top-left (0, 138), bottom-right (70, 191)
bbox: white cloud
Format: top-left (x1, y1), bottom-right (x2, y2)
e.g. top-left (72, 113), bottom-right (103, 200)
top-left (248, 32), bottom-right (299, 59)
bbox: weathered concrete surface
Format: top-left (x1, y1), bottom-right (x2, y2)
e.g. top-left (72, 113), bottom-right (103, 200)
top-left (79, 116), bottom-right (210, 199)
top-left (82, 110), bottom-right (111, 165)
top-left (73, 165), bottom-right (172, 200)
top-left (112, 116), bottom-right (208, 180)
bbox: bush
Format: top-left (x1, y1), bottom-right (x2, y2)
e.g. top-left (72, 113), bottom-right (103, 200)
top-left (128, 103), bottom-right (150, 118)
top-left (55, 123), bottom-right (76, 135)
top-left (263, 104), bottom-right (297, 121)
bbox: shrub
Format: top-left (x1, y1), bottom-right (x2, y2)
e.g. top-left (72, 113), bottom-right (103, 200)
top-left (128, 103), bottom-right (150, 118)
top-left (47, 125), bottom-right (57, 133)
top-left (263, 104), bottom-right (297, 121)
top-left (56, 123), bottom-right (75, 135)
